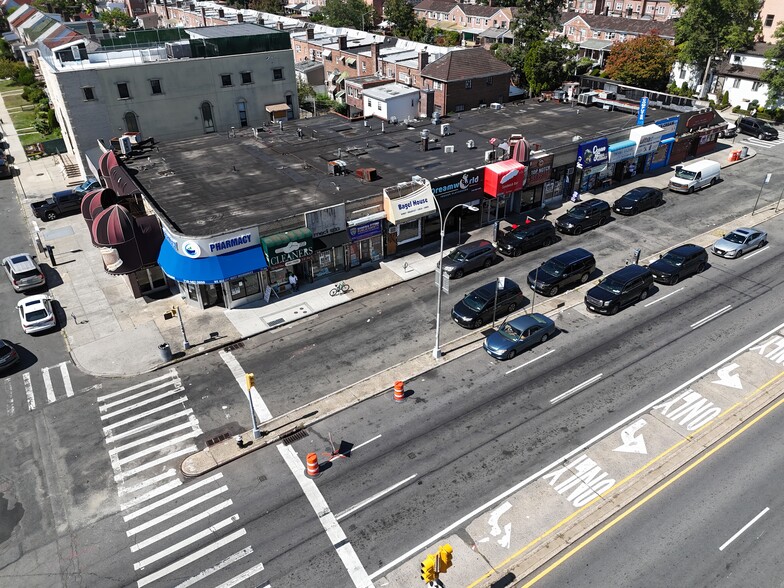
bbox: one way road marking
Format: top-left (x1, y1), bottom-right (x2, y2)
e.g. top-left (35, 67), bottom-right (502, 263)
top-left (613, 419), bottom-right (648, 454)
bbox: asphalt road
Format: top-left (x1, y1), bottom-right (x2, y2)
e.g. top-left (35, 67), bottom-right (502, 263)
top-left (526, 381), bottom-right (784, 588)
top-left (2, 137), bottom-right (784, 587)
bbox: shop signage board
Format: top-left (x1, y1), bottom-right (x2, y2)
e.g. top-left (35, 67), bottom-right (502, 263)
top-left (630, 124), bottom-right (665, 156)
top-left (484, 160), bottom-right (526, 197)
top-left (162, 225), bottom-right (260, 259)
top-left (654, 116), bottom-right (679, 137)
top-left (383, 182), bottom-right (437, 224)
top-left (430, 168), bottom-right (484, 199)
top-left (576, 138), bottom-right (609, 169)
top-left (305, 204), bottom-right (347, 238)
top-left (261, 228), bottom-right (314, 267)
top-left (348, 220), bottom-right (383, 242)
top-left (608, 140), bottom-right (637, 163)
top-left (525, 154), bottom-right (554, 187)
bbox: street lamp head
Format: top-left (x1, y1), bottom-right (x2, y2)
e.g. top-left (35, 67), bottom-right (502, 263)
top-left (464, 205), bottom-right (479, 212)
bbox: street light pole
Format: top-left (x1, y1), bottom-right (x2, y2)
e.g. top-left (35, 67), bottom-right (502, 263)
top-left (433, 202), bottom-right (479, 359)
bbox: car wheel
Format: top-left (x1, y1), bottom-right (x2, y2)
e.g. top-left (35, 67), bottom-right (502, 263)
top-left (697, 262), bottom-right (707, 273)
top-left (573, 226), bottom-right (583, 235)
top-left (473, 317), bottom-right (484, 329)
top-left (671, 275), bottom-right (679, 285)
top-left (548, 286), bottom-right (558, 297)
top-left (609, 304), bottom-right (619, 315)
top-left (688, 186), bottom-right (694, 194)
top-left (45, 211), bottom-right (57, 221)
top-left (540, 333), bottom-right (549, 344)
top-left (453, 269), bottom-right (464, 278)
top-left (710, 177), bottom-right (717, 186)
top-left (507, 349), bottom-right (516, 360)
top-left (507, 302), bottom-right (517, 313)
top-left (483, 258), bottom-right (492, 269)
top-left (512, 249), bottom-right (521, 257)
top-left (599, 216), bottom-right (609, 226)
top-left (543, 237), bottom-right (553, 247)
top-left (656, 198), bottom-right (664, 207)
top-left (758, 240), bottom-right (766, 249)
top-left (580, 272), bottom-right (589, 284)
top-left (736, 248), bottom-right (744, 257)
top-left (639, 288), bottom-right (649, 302)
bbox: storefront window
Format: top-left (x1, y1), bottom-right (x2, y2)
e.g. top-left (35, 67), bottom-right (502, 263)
top-left (313, 250), bottom-right (334, 278)
top-left (228, 273), bottom-right (261, 301)
top-left (269, 267), bottom-right (289, 294)
top-left (397, 219), bottom-right (421, 244)
top-left (186, 282), bottom-right (199, 302)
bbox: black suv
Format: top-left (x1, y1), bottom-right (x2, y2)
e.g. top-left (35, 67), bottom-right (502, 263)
top-left (527, 247), bottom-right (596, 296)
top-left (584, 264), bottom-right (654, 315)
top-left (612, 187), bottom-right (663, 216)
top-left (437, 239), bottom-right (495, 279)
top-left (497, 220), bottom-right (556, 257)
top-left (555, 199), bottom-right (611, 235)
top-left (451, 279), bottom-right (525, 328)
top-left (648, 244), bottom-right (708, 285)
top-left (737, 116), bottom-right (779, 140)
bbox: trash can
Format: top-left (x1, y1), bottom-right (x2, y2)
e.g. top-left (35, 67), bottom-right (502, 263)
top-left (740, 146), bottom-right (749, 159)
top-left (158, 343), bottom-right (172, 362)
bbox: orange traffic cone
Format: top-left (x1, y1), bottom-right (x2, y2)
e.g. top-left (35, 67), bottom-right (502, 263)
top-left (306, 453), bottom-right (320, 477)
top-left (394, 381), bottom-right (405, 402)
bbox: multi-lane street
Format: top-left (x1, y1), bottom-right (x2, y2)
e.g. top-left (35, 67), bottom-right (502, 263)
top-left (2, 139), bottom-right (784, 588)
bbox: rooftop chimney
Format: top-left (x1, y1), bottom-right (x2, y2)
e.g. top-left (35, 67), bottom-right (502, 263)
top-left (306, 27), bottom-right (314, 40)
top-left (218, 8), bottom-right (224, 18)
top-left (370, 42), bottom-right (379, 74)
top-left (237, 12), bottom-right (243, 22)
top-left (276, 21), bottom-right (284, 30)
top-left (86, 20), bottom-right (96, 39)
top-left (258, 16), bottom-right (264, 25)
top-left (201, 6), bottom-right (207, 25)
top-left (163, 0), bottom-right (170, 19)
top-left (338, 35), bottom-right (348, 50)
top-left (418, 50), bottom-right (429, 71)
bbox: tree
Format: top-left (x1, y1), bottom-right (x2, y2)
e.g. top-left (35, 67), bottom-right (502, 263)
top-left (409, 19), bottom-right (435, 44)
top-left (98, 8), bottom-right (135, 31)
top-left (523, 40), bottom-right (576, 95)
top-left (674, 0), bottom-right (760, 75)
top-left (383, 0), bottom-right (416, 37)
top-left (248, 0), bottom-right (284, 14)
top-left (762, 23), bottom-right (784, 108)
top-left (506, 0), bottom-right (564, 48)
top-left (493, 44), bottom-right (526, 87)
top-left (317, 0), bottom-right (375, 31)
top-left (603, 34), bottom-right (677, 91)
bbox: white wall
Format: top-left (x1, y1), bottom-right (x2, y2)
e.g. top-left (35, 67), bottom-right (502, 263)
top-left (363, 93), bottom-right (418, 121)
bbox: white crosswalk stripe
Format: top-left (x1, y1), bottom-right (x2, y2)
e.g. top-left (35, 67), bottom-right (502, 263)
top-left (97, 369), bottom-right (266, 587)
top-left (742, 136), bottom-right (784, 148)
top-left (3, 363), bottom-right (78, 415)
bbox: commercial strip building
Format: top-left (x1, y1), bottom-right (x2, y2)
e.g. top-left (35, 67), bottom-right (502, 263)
top-left (78, 96), bottom-right (727, 311)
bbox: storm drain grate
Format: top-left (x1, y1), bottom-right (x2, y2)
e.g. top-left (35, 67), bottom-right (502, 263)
top-left (281, 429), bottom-right (309, 445)
top-left (224, 342), bottom-right (245, 352)
top-left (206, 432), bottom-right (231, 446)
top-left (267, 318), bottom-right (285, 327)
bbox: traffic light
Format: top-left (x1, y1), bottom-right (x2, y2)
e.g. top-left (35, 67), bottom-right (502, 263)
top-left (244, 372), bottom-right (255, 391)
top-left (420, 554), bottom-right (436, 582)
top-left (437, 544), bottom-right (453, 573)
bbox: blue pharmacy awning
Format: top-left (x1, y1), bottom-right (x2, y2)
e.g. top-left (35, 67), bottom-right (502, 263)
top-left (157, 241), bottom-right (268, 284)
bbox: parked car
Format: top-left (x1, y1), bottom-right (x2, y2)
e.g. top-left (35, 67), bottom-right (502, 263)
top-left (437, 240), bottom-right (495, 279)
top-left (483, 313), bottom-right (556, 360)
top-left (17, 294), bottom-right (56, 334)
top-left (0, 339), bottom-right (20, 372)
top-left (0, 154), bottom-right (12, 179)
top-left (667, 160), bottom-right (721, 193)
top-left (527, 248), bottom-right (596, 297)
top-left (648, 244), bottom-right (708, 285)
top-left (718, 122), bottom-right (737, 138)
top-left (2, 253), bottom-right (46, 292)
top-left (584, 264), bottom-right (654, 315)
top-left (737, 116), bottom-right (779, 140)
top-left (612, 187), bottom-right (663, 215)
top-left (451, 279), bottom-right (524, 329)
top-left (30, 177), bottom-right (101, 221)
top-left (711, 227), bottom-right (768, 258)
top-left (497, 220), bottom-right (556, 257)
top-left (555, 199), bottom-right (611, 235)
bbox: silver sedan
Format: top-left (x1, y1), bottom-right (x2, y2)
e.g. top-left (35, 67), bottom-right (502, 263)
top-left (711, 228), bottom-right (768, 258)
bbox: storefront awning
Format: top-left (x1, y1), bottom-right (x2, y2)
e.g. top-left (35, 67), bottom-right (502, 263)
top-left (265, 103), bottom-right (290, 113)
top-left (261, 228), bottom-right (314, 267)
top-left (158, 241), bottom-right (267, 284)
top-left (314, 230), bottom-right (350, 250)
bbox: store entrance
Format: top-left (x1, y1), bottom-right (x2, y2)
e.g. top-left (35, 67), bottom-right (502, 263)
top-left (200, 284), bottom-right (222, 308)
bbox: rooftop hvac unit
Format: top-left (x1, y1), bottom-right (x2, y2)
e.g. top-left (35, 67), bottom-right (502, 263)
top-left (389, 116), bottom-right (398, 124)
top-left (484, 150), bottom-right (496, 163)
top-left (118, 136), bottom-right (132, 155)
top-left (466, 139), bottom-right (476, 149)
top-left (490, 102), bottom-right (503, 110)
top-left (444, 145), bottom-right (455, 154)
top-left (440, 123), bottom-right (452, 136)
top-left (165, 41), bottom-right (192, 59)
top-left (70, 45), bottom-right (82, 61)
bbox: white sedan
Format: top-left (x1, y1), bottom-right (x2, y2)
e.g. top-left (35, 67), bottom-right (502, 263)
top-left (711, 227), bottom-right (768, 258)
top-left (17, 294), bottom-right (56, 334)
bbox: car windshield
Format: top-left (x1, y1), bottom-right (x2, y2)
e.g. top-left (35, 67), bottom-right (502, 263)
top-left (14, 269), bottom-right (40, 279)
top-left (446, 249), bottom-right (467, 262)
top-left (79, 179), bottom-right (95, 191)
top-left (567, 207), bottom-right (587, 219)
top-left (26, 309), bottom-right (49, 321)
top-left (723, 232), bottom-right (747, 244)
top-left (505, 231), bottom-right (524, 241)
top-left (0, 345), bottom-right (13, 358)
top-left (624, 192), bottom-right (642, 202)
top-left (540, 259), bottom-right (566, 277)
top-left (675, 169), bottom-right (697, 180)
top-left (660, 253), bottom-right (685, 267)
top-left (597, 277), bottom-right (624, 295)
top-left (462, 293), bottom-right (488, 312)
top-left (498, 323), bottom-right (522, 341)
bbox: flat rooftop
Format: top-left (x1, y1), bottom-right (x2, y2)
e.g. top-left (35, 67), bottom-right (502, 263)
top-left (131, 101), bottom-right (657, 237)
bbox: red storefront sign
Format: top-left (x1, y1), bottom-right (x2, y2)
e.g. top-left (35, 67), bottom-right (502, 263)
top-left (484, 160), bottom-right (526, 197)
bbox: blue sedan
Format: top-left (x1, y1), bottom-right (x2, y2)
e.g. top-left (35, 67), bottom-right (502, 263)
top-left (483, 313), bottom-right (556, 360)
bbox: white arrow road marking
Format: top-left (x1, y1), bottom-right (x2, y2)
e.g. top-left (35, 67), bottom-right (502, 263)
top-left (498, 522), bottom-right (512, 549)
top-left (613, 418), bottom-right (648, 454)
top-left (712, 363), bottom-right (743, 389)
top-left (487, 501), bottom-right (512, 537)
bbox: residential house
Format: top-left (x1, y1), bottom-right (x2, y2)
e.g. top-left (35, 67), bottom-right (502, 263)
top-left (413, 0), bottom-right (515, 46)
top-left (563, 0), bottom-right (679, 21)
top-left (713, 43), bottom-right (783, 108)
top-left (759, 0), bottom-right (784, 42)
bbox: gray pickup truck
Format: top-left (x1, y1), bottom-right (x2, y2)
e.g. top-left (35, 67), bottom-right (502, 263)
top-left (31, 177), bottom-right (101, 221)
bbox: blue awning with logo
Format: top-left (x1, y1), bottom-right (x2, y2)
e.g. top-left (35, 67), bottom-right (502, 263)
top-left (157, 241), bottom-right (267, 284)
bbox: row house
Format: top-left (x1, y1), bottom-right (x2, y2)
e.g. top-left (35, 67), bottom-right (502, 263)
top-left (563, 0), bottom-right (680, 21)
top-left (760, 0), bottom-right (784, 43)
top-left (712, 43), bottom-right (783, 109)
top-left (413, 0), bottom-right (515, 46)
top-left (558, 12), bottom-right (675, 67)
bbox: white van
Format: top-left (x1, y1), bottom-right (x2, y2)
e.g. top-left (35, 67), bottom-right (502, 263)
top-left (668, 160), bottom-right (721, 193)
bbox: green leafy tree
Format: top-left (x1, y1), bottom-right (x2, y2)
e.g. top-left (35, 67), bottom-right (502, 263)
top-left (32, 0), bottom-right (82, 21)
top-left (674, 0), bottom-right (760, 74)
top-left (506, 0), bottom-right (564, 47)
top-left (493, 44), bottom-right (526, 87)
top-left (248, 0), bottom-right (284, 15)
top-left (523, 40), bottom-right (576, 95)
top-left (409, 19), bottom-right (435, 44)
top-left (318, 0), bottom-right (375, 30)
top-left (98, 8), bottom-right (135, 31)
top-left (603, 33), bottom-right (677, 90)
top-left (383, 0), bottom-right (417, 37)
top-left (761, 23), bottom-right (784, 107)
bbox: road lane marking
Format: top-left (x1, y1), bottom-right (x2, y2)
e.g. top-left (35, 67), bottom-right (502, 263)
top-left (329, 434), bottom-right (382, 461)
top-left (644, 286), bottom-right (684, 307)
top-left (130, 499), bottom-right (233, 552)
top-left (506, 349), bottom-right (555, 375)
top-left (122, 473), bottom-right (224, 521)
top-left (109, 421), bottom-right (201, 456)
top-left (100, 380), bottom-right (183, 411)
top-left (58, 362), bottom-right (74, 397)
top-left (42, 367), bottom-right (56, 404)
top-left (214, 561), bottom-right (266, 588)
top-left (220, 350), bottom-right (272, 420)
top-left (719, 507), bottom-right (770, 551)
top-left (550, 374), bottom-right (603, 405)
top-left (336, 474), bottom-right (418, 521)
top-left (102, 397), bottom-right (190, 431)
top-left (97, 370), bottom-right (178, 401)
top-left (23, 372), bottom-right (34, 411)
top-left (118, 469), bottom-right (177, 497)
top-left (135, 528), bottom-right (246, 587)
top-left (6, 379), bottom-right (14, 416)
top-left (279, 444), bottom-right (373, 588)
top-left (173, 546), bottom-right (253, 588)
top-left (99, 388), bottom-right (186, 420)
top-left (372, 321), bottom-right (784, 583)
top-left (127, 486), bottom-right (229, 534)
top-left (691, 305), bottom-right (732, 329)
top-left (116, 433), bottom-right (201, 466)
top-left (744, 245), bottom-right (769, 259)
top-left (105, 409), bottom-right (194, 443)
top-left (114, 446), bottom-right (197, 482)
top-left (120, 479), bottom-right (183, 511)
